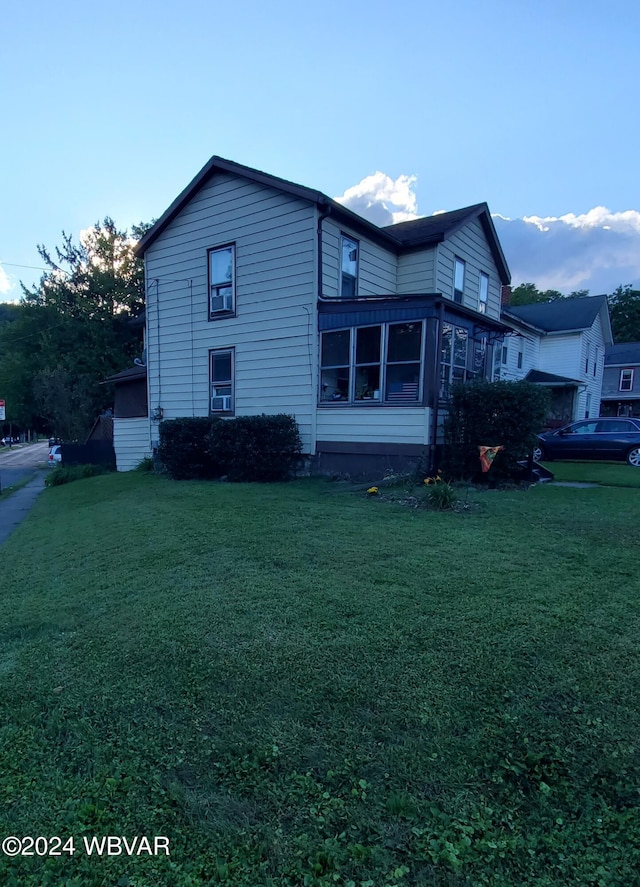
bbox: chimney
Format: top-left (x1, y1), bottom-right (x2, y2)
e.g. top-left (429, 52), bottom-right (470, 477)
top-left (501, 285), bottom-right (512, 307)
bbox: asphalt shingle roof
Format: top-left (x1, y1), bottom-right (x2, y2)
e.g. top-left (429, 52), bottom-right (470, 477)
top-left (505, 295), bottom-right (608, 332)
top-left (381, 205), bottom-right (487, 245)
top-left (604, 342), bottom-right (640, 365)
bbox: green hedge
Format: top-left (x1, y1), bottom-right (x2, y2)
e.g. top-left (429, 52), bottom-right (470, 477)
top-left (443, 380), bottom-right (550, 480)
top-left (207, 414), bottom-right (302, 482)
top-left (158, 414), bottom-right (302, 482)
top-left (157, 417), bottom-right (221, 480)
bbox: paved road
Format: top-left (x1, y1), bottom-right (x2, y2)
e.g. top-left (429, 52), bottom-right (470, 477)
top-left (0, 443), bottom-right (49, 545)
top-left (0, 441), bottom-right (49, 491)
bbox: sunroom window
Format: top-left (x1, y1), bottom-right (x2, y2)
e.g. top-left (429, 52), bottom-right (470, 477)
top-left (440, 323), bottom-right (468, 398)
top-left (320, 329), bottom-right (351, 401)
top-left (385, 323), bottom-right (422, 402)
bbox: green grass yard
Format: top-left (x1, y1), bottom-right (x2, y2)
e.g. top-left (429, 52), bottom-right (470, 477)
top-left (1, 473), bottom-right (639, 886)
top-left (541, 459), bottom-right (640, 487)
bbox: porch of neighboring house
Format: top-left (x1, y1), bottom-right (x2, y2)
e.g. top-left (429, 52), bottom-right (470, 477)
top-left (524, 370), bottom-right (581, 429)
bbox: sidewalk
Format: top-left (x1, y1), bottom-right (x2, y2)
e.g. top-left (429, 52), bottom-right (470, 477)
top-left (0, 473), bottom-right (47, 546)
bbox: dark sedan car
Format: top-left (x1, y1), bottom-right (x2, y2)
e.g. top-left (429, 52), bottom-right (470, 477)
top-left (533, 417), bottom-right (640, 466)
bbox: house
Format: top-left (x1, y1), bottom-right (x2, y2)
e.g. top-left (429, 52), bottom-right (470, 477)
top-left (124, 156), bottom-right (513, 475)
top-left (600, 342), bottom-right (640, 417)
top-left (105, 364), bottom-right (150, 470)
top-left (500, 296), bottom-right (613, 426)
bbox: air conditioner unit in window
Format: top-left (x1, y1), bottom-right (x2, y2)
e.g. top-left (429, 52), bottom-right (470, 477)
top-left (210, 291), bottom-right (233, 313)
top-left (211, 395), bottom-right (232, 412)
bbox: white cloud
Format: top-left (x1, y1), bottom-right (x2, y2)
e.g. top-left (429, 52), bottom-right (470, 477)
top-left (334, 172), bottom-right (420, 226)
top-left (0, 263), bottom-right (13, 296)
top-left (494, 208), bottom-right (640, 294)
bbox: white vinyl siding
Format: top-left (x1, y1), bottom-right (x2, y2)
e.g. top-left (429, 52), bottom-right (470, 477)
top-left (113, 417), bottom-right (151, 471)
top-left (144, 173), bottom-right (317, 453)
top-left (396, 249), bottom-right (437, 294)
top-left (436, 218), bottom-right (502, 319)
top-left (321, 219), bottom-right (397, 296)
top-left (317, 407), bottom-right (429, 445)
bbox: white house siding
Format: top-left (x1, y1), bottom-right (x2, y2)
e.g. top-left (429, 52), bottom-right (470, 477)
top-left (114, 417), bottom-right (151, 471)
top-left (316, 407), bottom-right (429, 445)
top-left (499, 327), bottom-right (540, 381)
top-left (396, 249), bottom-right (437, 294)
top-left (144, 173), bottom-right (318, 453)
top-left (321, 219), bottom-right (397, 296)
top-left (577, 315), bottom-right (607, 418)
top-left (436, 219), bottom-right (502, 319)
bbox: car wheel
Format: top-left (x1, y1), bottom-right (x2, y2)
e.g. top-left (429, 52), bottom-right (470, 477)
top-left (533, 445), bottom-right (547, 462)
top-left (627, 447), bottom-right (640, 467)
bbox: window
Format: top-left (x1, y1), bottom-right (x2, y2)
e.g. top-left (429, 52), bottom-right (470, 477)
top-left (386, 323), bottom-right (422, 401)
top-left (492, 342), bottom-right (502, 381)
top-left (568, 420), bottom-right (599, 434)
top-left (472, 336), bottom-right (487, 379)
top-left (478, 273), bottom-right (489, 314)
top-left (585, 342), bottom-right (590, 374)
top-left (585, 392), bottom-right (591, 418)
top-left (320, 330), bottom-right (351, 401)
top-left (210, 349), bottom-right (234, 413)
top-left (208, 244), bottom-right (235, 318)
top-left (454, 258), bottom-right (465, 303)
top-left (340, 235), bottom-right (359, 297)
top-left (593, 347), bottom-right (598, 378)
top-left (620, 369), bottom-right (634, 391)
top-left (517, 338), bottom-right (524, 370)
top-left (440, 323), bottom-right (468, 399)
top-left (355, 326), bottom-right (381, 400)
top-left (320, 322), bottom-right (423, 404)
top-left (502, 342), bottom-right (508, 365)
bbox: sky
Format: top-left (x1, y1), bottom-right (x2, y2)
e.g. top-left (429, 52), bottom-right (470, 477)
top-left (2, 0), bottom-right (640, 302)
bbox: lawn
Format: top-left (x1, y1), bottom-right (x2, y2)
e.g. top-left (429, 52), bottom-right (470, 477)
top-left (541, 459), bottom-right (640, 487)
top-left (1, 473), bottom-right (640, 886)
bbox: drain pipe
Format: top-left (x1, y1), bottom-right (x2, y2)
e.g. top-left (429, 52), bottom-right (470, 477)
top-left (317, 199), bottom-right (331, 298)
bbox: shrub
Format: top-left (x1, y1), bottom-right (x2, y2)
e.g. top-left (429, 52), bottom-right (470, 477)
top-left (134, 456), bottom-right (154, 472)
top-left (207, 414), bottom-right (302, 482)
top-left (423, 473), bottom-right (458, 510)
top-left (44, 464), bottom-right (109, 487)
top-left (443, 380), bottom-right (550, 480)
top-left (157, 418), bottom-right (221, 480)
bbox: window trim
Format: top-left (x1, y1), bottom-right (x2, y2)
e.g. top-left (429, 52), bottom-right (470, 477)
top-left (517, 337), bottom-right (524, 370)
top-left (209, 347), bottom-right (235, 415)
top-left (340, 233), bottom-right (359, 298)
top-left (208, 243), bottom-right (236, 320)
top-left (319, 321), bottom-right (425, 406)
top-left (620, 368), bottom-right (634, 391)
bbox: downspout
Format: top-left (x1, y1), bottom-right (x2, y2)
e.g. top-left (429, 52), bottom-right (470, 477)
top-left (317, 198), bottom-right (331, 298)
top-left (311, 200), bottom-right (332, 466)
top-left (430, 300), bottom-right (445, 472)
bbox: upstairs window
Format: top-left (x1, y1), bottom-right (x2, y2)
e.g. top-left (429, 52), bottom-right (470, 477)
top-left (210, 349), bottom-right (234, 413)
top-left (479, 273), bottom-right (489, 314)
top-left (517, 338), bottom-right (524, 369)
top-left (340, 235), bottom-right (359, 297)
top-left (454, 258), bottom-right (465, 303)
top-left (208, 244), bottom-right (235, 318)
top-left (585, 342), bottom-right (590, 374)
top-left (620, 369), bottom-right (634, 391)
top-left (593, 346), bottom-right (598, 377)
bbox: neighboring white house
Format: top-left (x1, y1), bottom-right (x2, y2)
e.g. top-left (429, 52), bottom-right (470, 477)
top-left (500, 296), bottom-right (613, 426)
top-left (120, 156), bottom-right (512, 475)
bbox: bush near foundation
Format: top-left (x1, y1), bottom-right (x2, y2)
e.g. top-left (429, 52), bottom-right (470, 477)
top-left (207, 414), bottom-right (302, 482)
top-left (157, 417), bottom-right (221, 480)
top-left (443, 381), bottom-right (550, 480)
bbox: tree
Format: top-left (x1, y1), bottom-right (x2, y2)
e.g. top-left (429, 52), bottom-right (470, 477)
top-left (510, 283), bottom-right (563, 306)
top-left (0, 218), bottom-right (148, 438)
top-left (510, 283), bottom-right (590, 307)
top-left (608, 285), bottom-right (640, 343)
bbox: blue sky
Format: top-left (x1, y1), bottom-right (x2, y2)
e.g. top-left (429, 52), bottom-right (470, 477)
top-left (2, 0), bottom-right (639, 301)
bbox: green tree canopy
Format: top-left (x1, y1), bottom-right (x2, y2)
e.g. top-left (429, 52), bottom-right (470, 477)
top-left (608, 285), bottom-right (640, 343)
top-left (0, 218), bottom-right (149, 437)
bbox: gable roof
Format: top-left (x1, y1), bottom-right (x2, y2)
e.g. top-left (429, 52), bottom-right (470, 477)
top-left (504, 295), bottom-right (610, 334)
top-left (605, 342), bottom-right (640, 365)
top-left (134, 156), bottom-right (510, 283)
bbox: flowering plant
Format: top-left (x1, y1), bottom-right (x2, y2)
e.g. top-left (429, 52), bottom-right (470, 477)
top-left (367, 486), bottom-right (379, 495)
